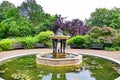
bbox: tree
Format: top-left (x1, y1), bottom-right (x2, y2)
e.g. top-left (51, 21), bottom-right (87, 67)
top-left (8, 17), bottom-right (34, 37)
top-left (18, 0), bottom-right (55, 32)
top-left (85, 8), bottom-right (120, 31)
top-left (0, 0), bottom-right (55, 38)
top-left (63, 19), bottom-right (90, 36)
top-left (18, 0), bottom-right (44, 26)
top-left (0, 1), bottom-right (15, 22)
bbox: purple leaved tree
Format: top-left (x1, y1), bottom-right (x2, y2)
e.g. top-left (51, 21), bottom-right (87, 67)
top-left (63, 19), bottom-right (90, 36)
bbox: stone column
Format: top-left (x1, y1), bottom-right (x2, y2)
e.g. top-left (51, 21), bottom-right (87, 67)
top-left (62, 39), bottom-right (66, 54)
top-left (53, 39), bottom-right (58, 54)
top-left (60, 40), bottom-right (63, 53)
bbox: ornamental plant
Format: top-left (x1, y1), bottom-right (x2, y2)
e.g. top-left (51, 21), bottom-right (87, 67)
top-left (67, 35), bottom-right (85, 46)
top-left (38, 31), bottom-right (54, 47)
top-left (0, 39), bottom-right (15, 50)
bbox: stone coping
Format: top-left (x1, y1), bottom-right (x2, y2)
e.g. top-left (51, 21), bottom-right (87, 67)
top-left (0, 53), bottom-right (35, 62)
top-left (0, 52), bottom-right (120, 65)
top-left (36, 53), bottom-right (82, 66)
top-left (79, 53), bottom-right (120, 65)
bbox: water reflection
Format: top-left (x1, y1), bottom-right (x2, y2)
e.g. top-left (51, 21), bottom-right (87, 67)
top-left (41, 68), bottom-right (96, 80)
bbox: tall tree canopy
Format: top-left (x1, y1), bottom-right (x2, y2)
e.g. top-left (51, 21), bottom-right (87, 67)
top-left (19, 0), bottom-right (49, 26)
top-left (0, 1), bottom-right (15, 22)
top-left (0, 0), bottom-right (55, 38)
top-left (85, 7), bottom-right (120, 32)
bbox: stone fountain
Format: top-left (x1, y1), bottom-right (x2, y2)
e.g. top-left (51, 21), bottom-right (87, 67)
top-left (36, 14), bottom-right (82, 66)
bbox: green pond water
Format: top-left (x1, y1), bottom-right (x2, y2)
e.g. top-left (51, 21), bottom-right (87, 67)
top-left (0, 55), bottom-right (120, 80)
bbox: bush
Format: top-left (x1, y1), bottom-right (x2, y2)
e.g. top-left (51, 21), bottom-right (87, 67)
top-left (87, 27), bottom-right (116, 39)
top-left (67, 35), bottom-right (85, 46)
top-left (113, 35), bottom-right (120, 47)
top-left (38, 31), bottom-right (54, 47)
top-left (87, 27), bottom-right (102, 39)
top-left (17, 36), bottom-right (38, 49)
top-left (67, 37), bottom-right (74, 46)
top-left (101, 27), bottom-right (116, 36)
top-left (83, 35), bottom-right (91, 48)
top-left (0, 39), bottom-right (15, 51)
top-left (105, 47), bottom-right (116, 51)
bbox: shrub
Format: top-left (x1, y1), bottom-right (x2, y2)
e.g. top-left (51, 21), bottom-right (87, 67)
top-left (67, 37), bottom-right (74, 46)
top-left (105, 47), bottom-right (116, 51)
top-left (38, 31), bottom-right (54, 47)
top-left (83, 35), bottom-right (92, 48)
top-left (87, 26), bottom-right (116, 39)
top-left (67, 35), bottom-right (85, 46)
top-left (87, 27), bottom-right (102, 39)
top-left (101, 27), bottom-right (116, 37)
top-left (113, 35), bottom-right (120, 47)
top-left (17, 36), bottom-right (38, 49)
top-left (0, 39), bottom-right (15, 51)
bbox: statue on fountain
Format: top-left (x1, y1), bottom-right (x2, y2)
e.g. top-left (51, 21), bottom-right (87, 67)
top-left (51, 14), bottom-right (70, 58)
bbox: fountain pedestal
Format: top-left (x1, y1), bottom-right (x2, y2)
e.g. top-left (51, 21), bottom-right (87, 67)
top-left (50, 35), bottom-right (70, 58)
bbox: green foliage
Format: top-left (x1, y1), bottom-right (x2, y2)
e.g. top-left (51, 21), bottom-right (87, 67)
top-left (17, 36), bottom-right (38, 49)
top-left (113, 35), bottom-right (120, 47)
top-left (67, 37), bottom-right (74, 46)
top-left (86, 7), bottom-right (120, 30)
top-left (82, 35), bottom-right (91, 48)
top-left (18, 0), bottom-right (55, 27)
top-left (0, 1), bottom-right (15, 22)
top-left (87, 27), bottom-right (116, 38)
top-left (67, 35), bottom-right (85, 46)
top-left (87, 27), bottom-right (116, 45)
top-left (0, 17), bottom-right (33, 38)
top-left (105, 47), bottom-right (116, 51)
top-left (18, 0), bottom-right (43, 26)
top-left (38, 31), bottom-right (54, 47)
top-left (0, 0), bottom-right (55, 38)
top-left (8, 17), bottom-right (34, 37)
top-left (85, 27), bottom-right (120, 51)
top-left (0, 22), bottom-right (7, 38)
top-left (87, 27), bottom-right (102, 38)
top-left (0, 39), bottom-right (14, 50)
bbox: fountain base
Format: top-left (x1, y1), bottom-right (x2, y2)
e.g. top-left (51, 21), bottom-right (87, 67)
top-left (36, 53), bottom-right (82, 66)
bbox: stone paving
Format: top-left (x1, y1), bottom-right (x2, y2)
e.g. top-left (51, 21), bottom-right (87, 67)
top-left (0, 48), bottom-right (120, 64)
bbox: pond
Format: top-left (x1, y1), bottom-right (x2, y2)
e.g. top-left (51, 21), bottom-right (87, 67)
top-left (0, 55), bottom-right (120, 80)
